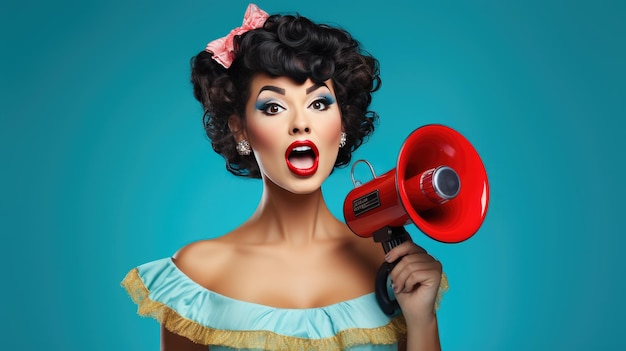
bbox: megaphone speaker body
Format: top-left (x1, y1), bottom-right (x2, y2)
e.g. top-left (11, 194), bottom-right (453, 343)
top-left (343, 124), bottom-right (489, 243)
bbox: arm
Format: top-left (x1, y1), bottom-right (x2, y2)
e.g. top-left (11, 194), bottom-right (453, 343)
top-left (385, 242), bottom-right (443, 351)
top-left (161, 325), bottom-right (208, 351)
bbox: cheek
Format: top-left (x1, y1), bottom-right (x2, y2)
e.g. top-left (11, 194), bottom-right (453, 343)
top-left (245, 120), bottom-right (282, 154)
top-left (315, 113), bottom-right (343, 168)
top-left (320, 114), bottom-right (343, 142)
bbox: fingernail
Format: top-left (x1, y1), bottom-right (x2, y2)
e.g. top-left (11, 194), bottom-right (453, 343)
top-left (384, 253), bottom-right (391, 262)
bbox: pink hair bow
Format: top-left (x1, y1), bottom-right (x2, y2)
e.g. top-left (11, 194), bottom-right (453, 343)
top-left (205, 3), bottom-right (270, 68)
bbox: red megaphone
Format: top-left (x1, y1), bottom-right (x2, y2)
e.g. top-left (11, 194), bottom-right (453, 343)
top-left (343, 124), bottom-right (489, 315)
top-left (343, 124), bottom-right (489, 243)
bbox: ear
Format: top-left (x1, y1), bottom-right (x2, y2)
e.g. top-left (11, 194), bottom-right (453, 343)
top-left (228, 115), bottom-right (247, 141)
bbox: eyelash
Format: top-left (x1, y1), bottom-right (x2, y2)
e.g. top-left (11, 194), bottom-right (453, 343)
top-left (258, 102), bottom-right (285, 116)
top-left (309, 96), bottom-right (335, 111)
top-left (256, 96), bottom-right (336, 116)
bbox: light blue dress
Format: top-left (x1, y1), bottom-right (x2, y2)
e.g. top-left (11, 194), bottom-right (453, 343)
top-left (122, 258), bottom-right (406, 350)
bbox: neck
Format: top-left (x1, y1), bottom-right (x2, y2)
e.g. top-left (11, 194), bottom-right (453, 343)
top-left (246, 178), bottom-right (340, 245)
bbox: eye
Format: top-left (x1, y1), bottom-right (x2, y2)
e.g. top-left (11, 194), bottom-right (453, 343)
top-left (258, 102), bottom-right (286, 116)
top-left (309, 96), bottom-right (335, 111)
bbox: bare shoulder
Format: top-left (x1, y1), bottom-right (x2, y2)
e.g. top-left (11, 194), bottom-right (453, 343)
top-left (172, 236), bottom-right (236, 290)
top-left (173, 237), bottom-right (231, 265)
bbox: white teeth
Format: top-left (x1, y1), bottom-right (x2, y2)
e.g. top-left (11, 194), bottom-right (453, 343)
top-left (292, 146), bottom-right (312, 152)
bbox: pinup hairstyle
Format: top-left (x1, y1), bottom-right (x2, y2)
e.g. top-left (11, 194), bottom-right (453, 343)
top-left (191, 13), bottom-right (381, 178)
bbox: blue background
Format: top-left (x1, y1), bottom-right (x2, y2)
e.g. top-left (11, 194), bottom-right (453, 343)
top-left (2, 0), bottom-right (625, 350)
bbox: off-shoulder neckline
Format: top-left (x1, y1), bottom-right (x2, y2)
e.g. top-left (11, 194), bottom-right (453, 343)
top-left (163, 257), bottom-right (377, 311)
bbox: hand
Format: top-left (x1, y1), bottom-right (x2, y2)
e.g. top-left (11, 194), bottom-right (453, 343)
top-left (385, 240), bottom-right (443, 325)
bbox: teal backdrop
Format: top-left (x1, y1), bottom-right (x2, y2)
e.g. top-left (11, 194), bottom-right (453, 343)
top-left (2, 0), bottom-right (624, 350)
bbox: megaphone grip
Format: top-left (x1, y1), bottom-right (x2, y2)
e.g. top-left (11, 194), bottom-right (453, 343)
top-left (373, 226), bottom-right (411, 253)
top-left (372, 226), bottom-right (411, 315)
top-left (375, 262), bottom-right (399, 316)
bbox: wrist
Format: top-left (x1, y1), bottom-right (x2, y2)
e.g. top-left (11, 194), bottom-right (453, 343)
top-left (404, 313), bottom-right (441, 351)
top-left (404, 310), bottom-right (437, 329)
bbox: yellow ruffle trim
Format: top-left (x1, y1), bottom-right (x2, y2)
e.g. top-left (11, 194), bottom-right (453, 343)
top-left (436, 272), bottom-right (449, 310)
top-left (121, 268), bottom-right (409, 350)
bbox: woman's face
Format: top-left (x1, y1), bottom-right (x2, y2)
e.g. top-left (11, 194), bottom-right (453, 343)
top-left (239, 74), bottom-right (343, 194)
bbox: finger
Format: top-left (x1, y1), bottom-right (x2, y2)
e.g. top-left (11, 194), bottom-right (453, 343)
top-left (385, 241), bottom-right (427, 263)
top-left (402, 261), bottom-right (443, 292)
top-left (392, 255), bottom-right (441, 281)
top-left (392, 265), bottom-right (441, 294)
top-left (390, 251), bottom-right (437, 289)
top-left (390, 256), bottom-right (442, 293)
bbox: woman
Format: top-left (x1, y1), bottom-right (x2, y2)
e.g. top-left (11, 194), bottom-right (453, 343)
top-left (122, 4), bottom-right (445, 350)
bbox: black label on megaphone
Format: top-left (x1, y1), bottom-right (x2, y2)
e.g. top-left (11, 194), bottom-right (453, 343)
top-left (352, 190), bottom-right (381, 217)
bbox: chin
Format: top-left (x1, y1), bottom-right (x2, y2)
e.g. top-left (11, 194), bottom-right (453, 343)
top-left (268, 171), bottom-right (331, 195)
top-left (285, 178), bottom-right (326, 195)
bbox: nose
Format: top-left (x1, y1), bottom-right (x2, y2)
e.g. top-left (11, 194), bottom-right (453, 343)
top-left (289, 110), bottom-right (310, 135)
top-left (291, 126), bottom-right (311, 134)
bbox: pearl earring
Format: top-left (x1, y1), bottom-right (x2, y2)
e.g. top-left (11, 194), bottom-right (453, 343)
top-left (236, 140), bottom-right (252, 156)
top-left (339, 132), bottom-right (347, 148)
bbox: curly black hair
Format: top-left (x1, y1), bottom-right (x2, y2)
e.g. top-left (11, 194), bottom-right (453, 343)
top-left (191, 13), bottom-right (380, 178)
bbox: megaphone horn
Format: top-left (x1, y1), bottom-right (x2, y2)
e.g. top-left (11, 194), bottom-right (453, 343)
top-left (343, 124), bottom-right (489, 243)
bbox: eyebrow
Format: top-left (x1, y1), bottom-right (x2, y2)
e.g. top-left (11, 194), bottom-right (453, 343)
top-left (306, 83), bottom-right (328, 95)
top-left (257, 83), bottom-right (330, 97)
top-left (258, 86), bottom-right (286, 96)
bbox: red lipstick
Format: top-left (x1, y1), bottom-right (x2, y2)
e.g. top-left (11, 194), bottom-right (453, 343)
top-left (285, 140), bottom-right (319, 176)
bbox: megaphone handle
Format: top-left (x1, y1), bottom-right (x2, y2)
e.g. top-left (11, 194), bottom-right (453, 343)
top-left (372, 226), bottom-right (411, 316)
top-left (375, 261), bottom-right (399, 315)
top-left (373, 226), bottom-right (411, 254)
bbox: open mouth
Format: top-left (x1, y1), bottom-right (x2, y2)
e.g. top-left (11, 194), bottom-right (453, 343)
top-left (285, 140), bottom-right (319, 176)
